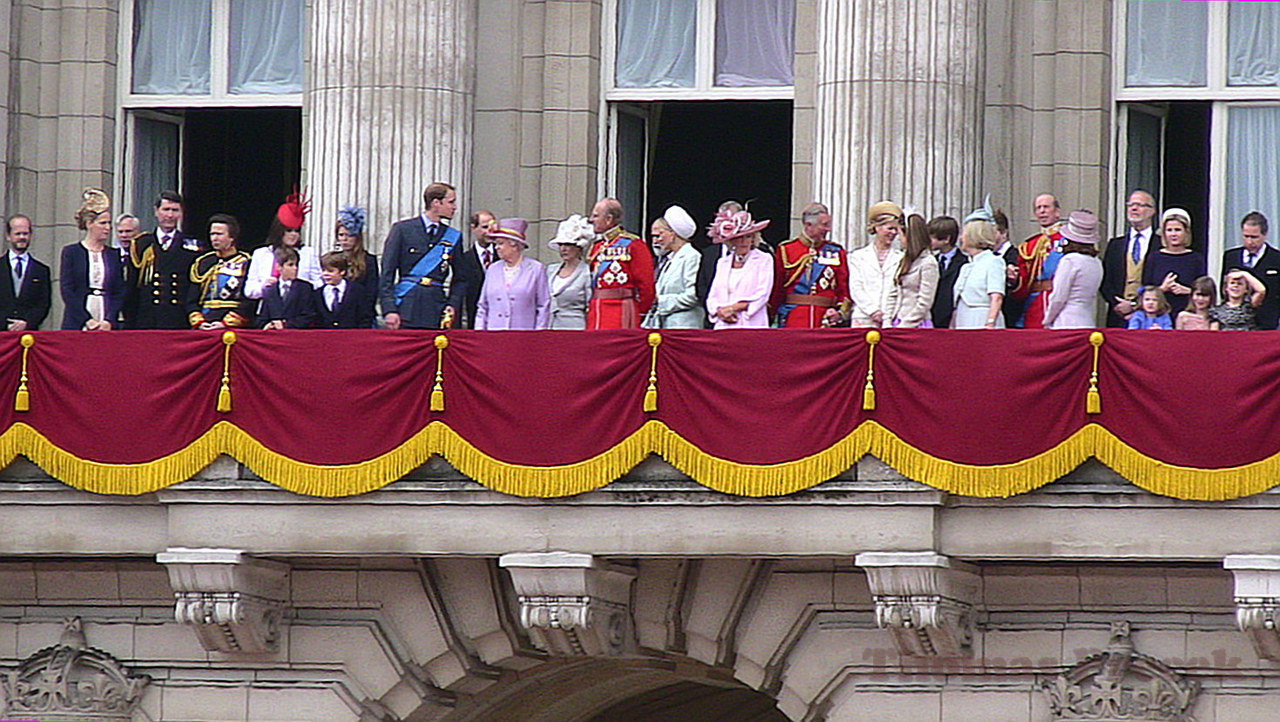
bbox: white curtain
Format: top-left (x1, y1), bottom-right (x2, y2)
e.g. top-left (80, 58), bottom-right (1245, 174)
top-left (1125, 0), bottom-right (1206, 87)
top-left (1226, 107), bottom-right (1280, 250)
top-left (715, 0), bottom-right (794, 87)
top-left (616, 0), bottom-right (696, 88)
top-left (230, 0), bottom-right (304, 94)
top-left (1229, 4), bottom-right (1280, 87)
top-left (130, 116), bottom-right (180, 219)
top-left (132, 0), bottom-right (211, 95)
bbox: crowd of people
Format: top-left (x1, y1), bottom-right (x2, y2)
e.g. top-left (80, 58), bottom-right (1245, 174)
top-left (1, 183), bottom-right (1275, 333)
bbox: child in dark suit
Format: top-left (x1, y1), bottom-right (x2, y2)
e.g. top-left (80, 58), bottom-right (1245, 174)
top-left (315, 251), bottom-right (373, 329)
top-left (259, 247), bottom-right (316, 329)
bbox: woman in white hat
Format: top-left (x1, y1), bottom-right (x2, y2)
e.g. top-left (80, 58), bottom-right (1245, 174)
top-left (1142, 208), bottom-right (1206, 318)
top-left (644, 206), bottom-right (703, 329)
top-left (1044, 209), bottom-right (1105, 329)
top-left (705, 208), bottom-right (774, 329)
top-left (545, 215), bottom-right (593, 329)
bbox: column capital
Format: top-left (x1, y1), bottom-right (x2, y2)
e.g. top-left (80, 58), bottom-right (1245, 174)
top-left (855, 551), bottom-right (979, 657)
top-left (499, 552), bottom-right (636, 657)
top-left (157, 548), bottom-right (291, 654)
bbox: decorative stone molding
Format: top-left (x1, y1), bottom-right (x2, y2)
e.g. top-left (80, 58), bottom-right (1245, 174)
top-left (1043, 621), bottom-right (1199, 722)
top-left (157, 548), bottom-right (290, 654)
top-left (498, 552), bottom-right (636, 657)
top-left (1224, 554), bottom-right (1280, 661)
top-left (1, 617), bottom-right (149, 721)
top-left (854, 552), bottom-right (978, 657)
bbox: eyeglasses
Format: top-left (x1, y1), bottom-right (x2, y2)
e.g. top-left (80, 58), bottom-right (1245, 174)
top-left (1126, 202), bottom-right (1154, 209)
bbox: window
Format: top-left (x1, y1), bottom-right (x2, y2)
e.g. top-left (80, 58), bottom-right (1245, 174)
top-left (123, 0), bottom-right (304, 105)
top-left (1116, 1), bottom-right (1280, 274)
top-left (607, 0), bottom-right (795, 100)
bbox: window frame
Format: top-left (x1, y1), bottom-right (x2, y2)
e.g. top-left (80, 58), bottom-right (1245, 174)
top-left (603, 0), bottom-right (795, 102)
top-left (117, 0), bottom-right (305, 109)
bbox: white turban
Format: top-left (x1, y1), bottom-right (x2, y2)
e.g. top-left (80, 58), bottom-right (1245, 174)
top-left (663, 205), bottom-right (697, 240)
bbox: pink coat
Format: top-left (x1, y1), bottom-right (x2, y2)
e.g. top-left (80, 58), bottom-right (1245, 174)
top-left (476, 257), bottom-right (552, 330)
top-left (706, 249), bottom-right (773, 329)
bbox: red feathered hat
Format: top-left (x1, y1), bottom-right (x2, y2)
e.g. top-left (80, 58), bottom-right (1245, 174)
top-left (276, 188), bottom-right (311, 229)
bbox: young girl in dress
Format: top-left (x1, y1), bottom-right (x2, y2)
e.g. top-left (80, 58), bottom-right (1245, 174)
top-left (1175, 277), bottom-right (1217, 330)
top-left (1210, 269), bottom-right (1266, 331)
top-left (1127, 287), bottom-right (1172, 330)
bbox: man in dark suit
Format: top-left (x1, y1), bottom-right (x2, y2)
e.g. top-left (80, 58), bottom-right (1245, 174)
top-left (458, 209), bottom-right (497, 328)
top-left (928, 216), bottom-right (967, 329)
top-left (379, 182), bottom-right (468, 330)
top-left (131, 190), bottom-right (207, 329)
top-left (259, 247), bottom-right (316, 329)
top-left (1100, 190), bottom-right (1160, 328)
top-left (114, 213), bottom-right (141, 328)
top-left (1223, 211), bottom-right (1280, 330)
top-left (1, 214), bottom-right (51, 331)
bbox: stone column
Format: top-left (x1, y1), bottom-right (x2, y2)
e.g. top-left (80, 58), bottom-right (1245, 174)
top-left (813, 0), bottom-right (984, 247)
top-left (305, 0), bottom-right (477, 253)
top-left (0, 0), bottom-right (11, 199)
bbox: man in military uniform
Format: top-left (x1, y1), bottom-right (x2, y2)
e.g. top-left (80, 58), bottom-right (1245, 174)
top-left (1008, 193), bottom-right (1063, 328)
top-left (131, 191), bottom-right (207, 329)
top-left (379, 182), bottom-right (468, 330)
top-left (586, 197), bottom-right (654, 329)
top-left (187, 214), bottom-right (254, 330)
top-left (771, 202), bottom-right (850, 328)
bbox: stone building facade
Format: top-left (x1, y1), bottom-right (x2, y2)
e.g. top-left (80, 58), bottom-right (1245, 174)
top-left (3, 1), bottom-right (1280, 720)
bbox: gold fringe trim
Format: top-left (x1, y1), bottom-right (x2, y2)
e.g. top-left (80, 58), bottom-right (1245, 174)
top-left (0, 420), bottom-right (1275, 501)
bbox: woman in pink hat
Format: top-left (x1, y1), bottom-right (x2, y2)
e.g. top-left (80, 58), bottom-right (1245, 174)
top-left (705, 209), bottom-right (774, 329)
top-left (245, 191), bottom-right (322, 301)
top-left (475, 218), bottom-right (552, 330)
top-left (1044, 209), bottom-right (1104, 329)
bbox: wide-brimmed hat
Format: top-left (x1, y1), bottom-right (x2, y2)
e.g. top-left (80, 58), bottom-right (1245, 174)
top-left (547, 214), bottom-right (594, 249)
top-left (867, 201), bottom-right (904, 224)
top-left (1162, 207), bottom-right (1192, 229)
top-left (1060, 209), bottom-right (1100, 245)
top-left (708, 209), bottom-right (770, 244)
top-left (491, 218), bottom-right (529, 246)
top-left (277, 189), bottom-right (311, 229)
top-left (663, 205), bottom-right (697, 240)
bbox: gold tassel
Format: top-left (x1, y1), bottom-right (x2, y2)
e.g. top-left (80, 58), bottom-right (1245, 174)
top-left (430, 335), bottom-right (449, 412)
top-left (1086, 331), bottom-right (1104, 415)
top-left (862, 330), bottom-right (881, 411)
top-left (14, 334), bottom-right (34, 412)
top-left (644, 333), bottom-right (662, 413)
top-left (217, 331), bottom-right (236, 413)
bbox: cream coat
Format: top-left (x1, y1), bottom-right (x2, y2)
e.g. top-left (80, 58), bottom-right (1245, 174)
top-left (892, 252), bottom-right (940, 328)
top-left (848, 244), bottom-right (903, 327)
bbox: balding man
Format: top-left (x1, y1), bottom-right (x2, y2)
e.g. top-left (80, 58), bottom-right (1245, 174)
top-left (771, 202), bottom-right (850, 327)
top-left (1100, 190), bottom-right (1159, 328)
top-left (1008, 193), bottom-right (1064, 328)
top-left (586, 198), bottom-right (654, 329)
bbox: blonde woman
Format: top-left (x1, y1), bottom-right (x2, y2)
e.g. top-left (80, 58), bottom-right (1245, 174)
top-left (849, 201), bottom-right (904, 328)
top-left (60, 188), bottom-right (125, 330)
top-left (952, 220), bottom-right (1006, 329)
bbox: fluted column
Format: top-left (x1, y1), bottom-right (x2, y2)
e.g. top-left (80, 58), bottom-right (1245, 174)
top-left (305, 0), bottom-right (477, 253)
top-left (0, 0), bottom-right (11, 201)
top-left (814, 0), bottom-right (984, 247)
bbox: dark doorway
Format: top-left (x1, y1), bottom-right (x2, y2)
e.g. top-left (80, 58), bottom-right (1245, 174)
top-left (585, 680), bottom-right (789, 722)
top-left (182, 108), bottom-right (302, 249)
top-left (1161, 102), bottom-right (1211, 251)
top-left (645, 101), bottom-right (793, 249)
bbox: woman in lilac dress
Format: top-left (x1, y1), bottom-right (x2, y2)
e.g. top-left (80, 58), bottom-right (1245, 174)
top-left (475, 218), bottom-right (552, 330)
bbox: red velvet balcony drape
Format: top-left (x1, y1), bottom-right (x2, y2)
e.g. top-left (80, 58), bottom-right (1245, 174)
top-left (0, 329), bottom-right (1268, 499)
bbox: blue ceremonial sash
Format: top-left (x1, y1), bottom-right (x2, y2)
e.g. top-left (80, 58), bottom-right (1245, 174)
top-left (592, 237), bottom-right (634, 287)
top-left (395, 226), bottom-right (460, 301)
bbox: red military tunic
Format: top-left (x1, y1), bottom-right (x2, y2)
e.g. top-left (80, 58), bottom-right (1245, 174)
top-left (770, 235), bottom-right (851, 328)
top-left (1009, 224), bottom-right (1063, 329)
top-left (587, 225), bottom-right (655, 329)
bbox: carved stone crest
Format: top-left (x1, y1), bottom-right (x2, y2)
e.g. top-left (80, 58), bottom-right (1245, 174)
top-left (1, 617), bottom-right (150, 721)
top-left (1043, 622), bottom-right (1199, 722)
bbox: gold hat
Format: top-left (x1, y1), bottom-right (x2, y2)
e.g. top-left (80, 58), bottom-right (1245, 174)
top-left (866, 201), bottom-right (904, 233)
